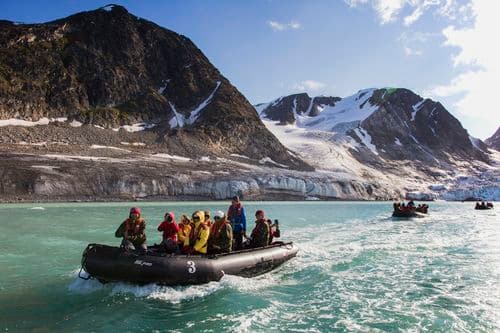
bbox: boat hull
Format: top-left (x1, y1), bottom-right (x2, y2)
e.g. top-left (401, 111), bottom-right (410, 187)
top-left (82, 242), bottom-right (298, 285)
top-left (392, 210), bottom-right (427, 218)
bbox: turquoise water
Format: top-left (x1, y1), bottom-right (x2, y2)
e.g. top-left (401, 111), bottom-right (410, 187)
top-left (0, 201), bottom-right (499, 332)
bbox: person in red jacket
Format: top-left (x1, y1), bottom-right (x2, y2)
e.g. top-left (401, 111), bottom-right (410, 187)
top-left (157, 212), bottom-right (179, 253)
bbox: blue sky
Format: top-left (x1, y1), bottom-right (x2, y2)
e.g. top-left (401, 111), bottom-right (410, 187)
top-left (1, 0), bottom-right (498, 139)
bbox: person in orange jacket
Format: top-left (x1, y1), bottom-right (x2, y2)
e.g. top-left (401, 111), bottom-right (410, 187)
top-left (182, 211), bottom-right (210, 254)
top-left (115, 207), bottom-right (147, 252)
top-left (177, 214), bottom-right (191, 249)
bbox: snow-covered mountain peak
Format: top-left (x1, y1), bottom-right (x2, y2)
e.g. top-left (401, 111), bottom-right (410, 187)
top-left (302, 88), bottom-right (378, 133)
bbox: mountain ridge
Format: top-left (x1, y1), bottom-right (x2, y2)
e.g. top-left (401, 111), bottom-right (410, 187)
top-left (257, 87), bottom-right (490, 165)
top-left (0, 4), bottom-right (309, 170)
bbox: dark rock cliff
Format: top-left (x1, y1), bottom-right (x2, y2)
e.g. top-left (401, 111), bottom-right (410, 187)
top-left (0, 5), bottom-right (309, 170)
top-left (258, 88), bottom-right (490, 165)
top-left (485, 127), bottom-right (500, 151)
top-left (359, 88), bottom-right (489, 164)
top-left (261, 93), bottom-right (341, 124)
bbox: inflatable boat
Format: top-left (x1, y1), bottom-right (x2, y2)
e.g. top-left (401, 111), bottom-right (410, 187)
top-left (80, 242), bottom-right (298, 285)
top-left (392, 210), bottom-right (427, 218)
top-left (475, 206), bottom-right (493, 210)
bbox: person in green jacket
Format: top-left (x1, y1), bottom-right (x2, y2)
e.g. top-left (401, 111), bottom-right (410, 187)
top-left (208, 210), bottom-right (233, 254)
top-left (249, 210), bottom-right (270, 248)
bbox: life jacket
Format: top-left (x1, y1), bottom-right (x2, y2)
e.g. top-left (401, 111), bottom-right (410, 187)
top-left (124, 217), bottom-right (145, 237)
top-left (188, 222), bottom-right (208, 248)
top-left (178, 223), bottom-right (191, 244)
top-left (228, 204), bottom-right (242, 220)
top-left (210, 220), bottom-right (228, 240)
top-left (251, 219), bottom-right (270, 244)
top-left (188, 222), bottom-right (210, 253)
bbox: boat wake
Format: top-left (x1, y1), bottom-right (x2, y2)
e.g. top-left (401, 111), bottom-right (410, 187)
top-left (67, 268), bottom-right (286, 304)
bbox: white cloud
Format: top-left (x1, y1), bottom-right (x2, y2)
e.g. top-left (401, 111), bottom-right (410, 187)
top-left (426, 0), bottom-right (500, 137)
top-left (346, 0), bottom-right (471, 26)
top-left (268, 20), bottom-right (302, 31)
top-left (344, 0), bottom-right (369, 7)
top-left (404, 6), bottom-right (424, 25)
top-left (375, 0), bottom-right (407, 24)
top-left (404, 46), bottom-right (423, 56)
top-left (292, 80), bottom-right (326, 92)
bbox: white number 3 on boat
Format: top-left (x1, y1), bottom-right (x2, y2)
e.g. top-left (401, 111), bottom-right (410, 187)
top-left (187, 261), bottom-right (196, 273)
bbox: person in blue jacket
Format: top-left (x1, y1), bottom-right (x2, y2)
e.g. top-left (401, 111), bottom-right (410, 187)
top-left (227, 195), bottom-right (246, 250)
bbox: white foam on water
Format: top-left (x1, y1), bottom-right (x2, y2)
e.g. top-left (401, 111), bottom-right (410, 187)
top-left (66, 270), bottom-right (288, 304)
top-left (111, 281), bottom-right (224, 303)
top-left (68, 270), bottom-right (105, 294)
top-left (29, 206), bottom-right (45, 210)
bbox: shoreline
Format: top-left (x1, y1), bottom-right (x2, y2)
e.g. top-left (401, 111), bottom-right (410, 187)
top-left (0, 196), bottom-right (453, 204)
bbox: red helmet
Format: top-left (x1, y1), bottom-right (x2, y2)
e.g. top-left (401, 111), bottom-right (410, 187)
top-left (255, 210), bottom-right (264, 217)
top-left (130, 207), bottom-right (141, 215)
top-left (165, 212), bottom-right (175, 221)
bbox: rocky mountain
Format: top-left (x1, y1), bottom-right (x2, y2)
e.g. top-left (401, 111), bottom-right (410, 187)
top-left (256, 88), bottom-right (499, 201)
top-left (0, 5), bottom-right (496, 202)
top-left (258, 88), bottom-right (490, 165)
top-left (485, 127), bottom-right (500, 151)
top-left (0, 4), bottom-right (307, 169)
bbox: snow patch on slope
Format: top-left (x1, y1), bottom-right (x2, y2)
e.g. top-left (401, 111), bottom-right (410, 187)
top-left (411, 99), bottom-right (425, 121)
top-left (0, 117), bottom-right (68, 127)
top-left (353, 127), bottom-right (378, 155)
top-left (302, 89), bottom-right (378, 133)
top-left (169, 81), bottom-right (221, 128)
top-left (112, 123), bottom-right (156, 132)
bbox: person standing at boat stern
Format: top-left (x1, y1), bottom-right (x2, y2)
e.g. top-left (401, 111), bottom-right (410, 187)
top-left (115, 207), bottom-right (147, 252)
top-left (227, 196), bottom-right (246, 250)
top-left (157, 212), bottom-right (179, 253)
top-left (208, 211), bottom-right (233, 254)
top-left (182, 211), bottom-right (210, 254)
top-left (250, 210), bottom-right (270, 248)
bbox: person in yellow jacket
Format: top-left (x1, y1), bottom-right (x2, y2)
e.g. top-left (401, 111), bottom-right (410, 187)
top-left (177, 214), bottom-right (192, 248)
top-left (181, 210), bottom-right (210, 254)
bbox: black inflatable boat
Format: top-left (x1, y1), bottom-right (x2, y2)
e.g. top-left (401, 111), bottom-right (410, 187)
top-left (80, 242), bottom-right (298, 285)
top-left (392, 210), bottom-right (426, 218)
